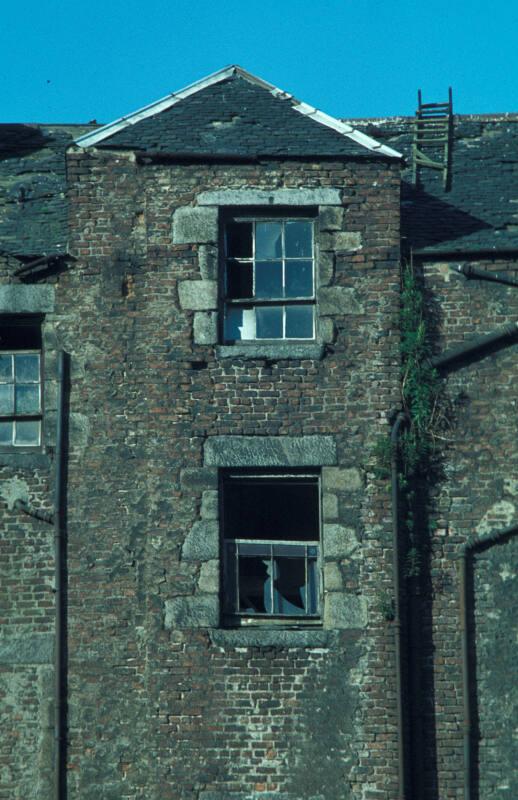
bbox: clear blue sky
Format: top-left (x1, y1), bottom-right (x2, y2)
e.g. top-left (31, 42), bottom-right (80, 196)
top-left (2, 0), bottom-right (517, 124)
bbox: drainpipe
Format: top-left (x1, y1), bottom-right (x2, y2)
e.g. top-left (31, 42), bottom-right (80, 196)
top-left (390, 411), bottom-right (408, 800)
top-left (430, 322), bottom-right (518, 369)
top-left (458, 523), bottom-right (518, 800)
top-left (453, 264), bottom-right (518, 288)
top-left (13, 351), bottom-right (67, 798)
top-left (54, 350), bottom-right (66, 800)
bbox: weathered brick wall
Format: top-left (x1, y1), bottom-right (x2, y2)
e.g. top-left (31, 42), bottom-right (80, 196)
top-left (418, 258), bottom-right (518, 800)
top-left (48, 148), bottom-right (402, 799)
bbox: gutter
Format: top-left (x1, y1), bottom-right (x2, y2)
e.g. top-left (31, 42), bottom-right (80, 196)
top-left (458, 523), bottom-right (518, 800)
top-left (390, 411), bottom-right (409, 800)
top-left (453, 264), bottom-right (518, 288)
top-left (430, 322), bottom-right (518, 369)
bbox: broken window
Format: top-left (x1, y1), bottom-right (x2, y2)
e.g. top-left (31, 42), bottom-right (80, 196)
top-left (222, 216), bottom-right (315, 342)
top-left (0, 319), bottom-right (42, 447)
top-left (222, 471), bottom-right (321, 623)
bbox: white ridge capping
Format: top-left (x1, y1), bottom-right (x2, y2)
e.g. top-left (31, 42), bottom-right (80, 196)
top-left (74, 65), bottom-right (402, 159)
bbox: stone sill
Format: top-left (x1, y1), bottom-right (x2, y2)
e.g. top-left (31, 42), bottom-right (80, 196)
top-left (0, 451), bottom-right (51, 469)
top-left (209, 628), bottom-right (333, 648)
top-left (216, 343), bottom-right (325, 360)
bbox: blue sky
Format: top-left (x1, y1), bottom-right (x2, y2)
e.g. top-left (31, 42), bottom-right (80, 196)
top-left (2, 0), bottom-right (517, 123)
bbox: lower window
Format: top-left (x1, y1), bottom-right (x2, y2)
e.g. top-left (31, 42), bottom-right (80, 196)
top-left (0, 318), bottom-right (42, 448)
top-left (222, 470), bottom-right (321, 624)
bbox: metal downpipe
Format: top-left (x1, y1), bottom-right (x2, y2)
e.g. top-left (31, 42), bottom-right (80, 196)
top-left (391, 411), bottom-right (408, 800)
top-left (459, 523), bottom-right (518, 800)
top-left (54, 351), bottom-right (66, 800)
top-left (431, 322), bottom-right (518, 369)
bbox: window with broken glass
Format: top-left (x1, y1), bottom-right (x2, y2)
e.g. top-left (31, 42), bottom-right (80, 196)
top-left (222, 217), bottom-right (315, 342)
top-left (222, 471), bottom-right (321, 624)
top-left (0, 320), bottom-right (42, 448)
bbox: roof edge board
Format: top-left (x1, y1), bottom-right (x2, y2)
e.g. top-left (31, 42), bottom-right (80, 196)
top-left (74, 65), bottom-right (402, 159)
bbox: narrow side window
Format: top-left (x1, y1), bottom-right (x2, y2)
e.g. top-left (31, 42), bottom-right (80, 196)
top-left (0, 318), bottom-right (42, 448)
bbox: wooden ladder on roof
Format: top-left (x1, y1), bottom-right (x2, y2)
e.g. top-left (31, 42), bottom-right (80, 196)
top-left (412, 88), bottom-right (453, 189)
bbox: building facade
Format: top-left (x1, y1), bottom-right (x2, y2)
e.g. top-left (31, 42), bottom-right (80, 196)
top-left (0, 67), bottom-right (517, 800)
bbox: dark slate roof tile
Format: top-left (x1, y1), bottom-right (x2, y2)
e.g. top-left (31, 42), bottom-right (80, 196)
top-left (352, 115), bottom-right (518, 254)
top-left (0, 124), bottom-right (95, 257)
top-left (97, 76), bottom-right (386, 158)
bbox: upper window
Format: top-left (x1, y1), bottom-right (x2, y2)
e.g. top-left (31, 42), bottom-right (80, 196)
top-left (223, 217), bottom-right (315, 342)
top-left (0, 319), bottom-right (42, 448)
top-left (222, 470), bottom-right (321, 625)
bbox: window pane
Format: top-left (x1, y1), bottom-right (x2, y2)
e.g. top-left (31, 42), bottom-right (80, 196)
top-left (15, 354), bottom-right (40, 382)
top-left (224, 479), bottom-right (319, 541)
top-left (0, 421), bottom-right (13, 445)
top-left (0, 384), bottom-right (14, 414)
top-left (16, 385), bottom-right (40, 414)
top-left (285, 260), bottom-right (313, 298)
top-left (227, 260), bottom-right (253, 298)
top-left (239, 556), bottom-right (270, 613)
top-left (285, 305), bottom-right (314, 339)
top-left (306, 558), bottom-right (318, 614)
top-left (256, 306), bottom-right (283, 339)
top-left (225, 306), bottom-right (255, 341)
top-left (255, 261), bottom-right (282, 298)
top-left (273, 557), bottom-right (306, 614)
top-left (255, 222), bottom-right (282, 259)
top-left (285, 221), bottom-right (312, 257)
top-left (226, 222), bottom-right (252, 258)
top-left (0, 355), bottom-right (13, 382)
top-left (14, 420), bottom-right (40, 446)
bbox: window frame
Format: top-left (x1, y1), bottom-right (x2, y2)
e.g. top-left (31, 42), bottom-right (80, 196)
top-left (220, 469), bottom-right (322, 627)
top-left (220, 209), bottom-right (318, 344)
top-left (0, 317), bottom-right (43, 451)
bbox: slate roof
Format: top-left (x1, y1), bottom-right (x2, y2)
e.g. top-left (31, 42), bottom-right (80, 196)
top-left (76, 66), bottom-right (400, 160)
top-left (0, 123), bottom-right (94, 257)
top-left (352, 115), bottom-right (518, 255)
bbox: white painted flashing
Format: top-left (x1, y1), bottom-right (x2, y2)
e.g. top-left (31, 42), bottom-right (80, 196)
top-left (75, 65), bottom-right (402, 159)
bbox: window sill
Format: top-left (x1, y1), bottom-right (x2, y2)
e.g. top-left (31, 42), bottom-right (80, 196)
top-left (216, 343), bottom-right (325, 360)
top-left (210, 628), bottom-right (331, 648)
top-left (0, 451), bottom-right (50, 469)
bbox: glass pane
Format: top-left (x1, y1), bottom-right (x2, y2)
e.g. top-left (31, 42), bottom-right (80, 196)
top-left (285, 305), bottom-right (314, 339)
top-left (0, 420), bottom-right (13, 445)
top-left (14, 420), bottom-right (40, 446)
top-left (256, 306), bottom-right (283, 339)
top-left (0, 384), bottom-right (14, 414)
top-left (227, 260), bottom-right (253, 298)
top-left (224, 542), bottom-right (238, 612)
top-left (285, 221), bottom-right (312, 257)
top-left (285, 260), bottom-right (313, 298)
top-left (255, 222), bottom-right (282, 259)
top-left (224, 306), bottom-right (255, 341)
top-left (16, 385), bottom-right (40, 414)
top-left (306, 559), bottom-right (318, 614)
top-left (15, 354), bottom-right (40, 382)
top-left (238, 542), bottom-right (270, 556)
top-left (239, 556), bottom-right (270, 613)
top-left (273, 544), bottom-right (306, 557)
top-left (226, 222), bottom-right (252, 258)
top-left (255, 261), bottom-right (282, 299)
top-left (273, 557), bottom-right (306, 614)
top-left (0, 355), bottom-right (13, 382)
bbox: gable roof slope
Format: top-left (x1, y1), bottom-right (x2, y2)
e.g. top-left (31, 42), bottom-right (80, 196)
top-left (75, 66), bottom-right (401, 160)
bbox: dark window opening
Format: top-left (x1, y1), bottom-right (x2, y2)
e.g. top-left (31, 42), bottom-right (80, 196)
top-left (222, 471), bottom-right (320, 624)
top-left (0, 318), bottom-right (42, 448)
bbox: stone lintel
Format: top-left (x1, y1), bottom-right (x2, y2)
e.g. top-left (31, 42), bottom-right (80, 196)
top-left (197, 188), bottom-right (341, 206)
top-left (204, 435), bottom-right (337, 467)
top-left (0, 285), bottom-right (54, 313)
